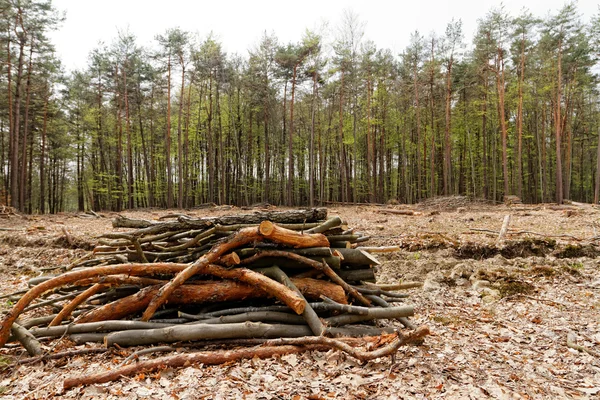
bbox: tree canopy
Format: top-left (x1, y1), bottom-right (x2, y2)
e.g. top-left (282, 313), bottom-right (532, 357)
top-left (2, 1), bottom-right (600, 212)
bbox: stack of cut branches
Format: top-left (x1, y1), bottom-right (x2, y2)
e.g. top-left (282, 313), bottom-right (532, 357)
top-left (0, 208), bottom-right (428, 388)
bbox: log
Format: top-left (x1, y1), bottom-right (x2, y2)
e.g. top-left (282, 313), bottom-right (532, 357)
top-left (0, 263), bottom-right (192, 347)
top-left (50, 283), bottom-right (109, 326)
top-left (64, 344), bottom-right (324, 389)
top-left (362, 281), bottom-right (423, 290)
top-left (335, 248), bottom-right (381, 266)
top-left (112, 209), bottom-right (328, 230)
top-left (257, 267), bottom-right (325, 336)
top-left (258, 221), bottom-right (330, 248)
top-left (105, 321), bottom-right (316, 347)
top-left (29, 320), bottom-right (174, 338)
top-left (141, 221), bottom-right (328, 321)
top-left (64, 326), bottom-right (429, 389)
top-left (69, 325), bottom-right (399, 345)
top-left (377, 209), bottom-right (423, 216)
top-left (77, 277), bottom-right (344, 323)
top-left (241, 250), bottom-right (368, 306)
top-left (326, 305), bottom-right (414, 326)
top-left (356, 246), bottom-right (401, 253)
top-left (305, 216), bottom-right (343, 234)
top-left (497, 214), bottom-right (511, 244)
top-left (10, 323), bottom-right (41, 356)
top-left (338, 269), bottom-right (375, 283)
top-left (112, 215), bottom-right (156, 229)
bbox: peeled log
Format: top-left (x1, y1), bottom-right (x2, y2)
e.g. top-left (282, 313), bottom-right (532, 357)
top-left (258, 221), bottom-right (330, 248)
top-left (78, 278), bottom-right (346, 323)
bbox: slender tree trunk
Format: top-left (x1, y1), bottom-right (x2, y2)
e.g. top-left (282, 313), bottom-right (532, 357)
top-left (177, 62), bottom-right (185, 208)
top-left (516, 33), bottom-right (526, 199)
top-left (183, 80), bottom-right (193, 208)
top-left (5, 23), bottom-right (14, 207)
top-left (555, 39), bottom-right (563, 204)
top-left (309, 72), bottom-right (317, 206)
top-left (481, 68), bottom-right (489, 199)
top-left (11, 13), bottom-right (26, 209)
top-left (429, 38), bottom-right (436, 197)
top-left (288, 64), bottom-right (298, 206)
top-left (39, 84), bottom-right (48, 214)
top-left (339, 69), bottom-right (347, 203)
top-left (166, 53), bottom-right (173, 208)
top-left (496, 48), bottom-right (509, 198)
top-left (443, 59), bottom-right (453, 195)
top-left (19, 37), bottom-right (34, 210)
top-left (123, 57), bottom-right (133, 209)
top-left (115, 64), bottom-right (123, 211)
top-left (595, 124), bottom-right (600, 204)
top-left (413, 60), bottom-right (421, 201)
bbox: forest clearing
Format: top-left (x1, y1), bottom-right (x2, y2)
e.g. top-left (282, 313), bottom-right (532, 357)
top-left (0, 200), bottom-right (599, 399)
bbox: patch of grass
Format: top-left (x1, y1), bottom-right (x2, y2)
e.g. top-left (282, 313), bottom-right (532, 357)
top-left (0, 356), bottom-right (11, 371)
top-left (561, 262), bottom-right (583, 276)
top-left (529, 265), bottom-right (557, 277)
top-left (495, 279), bottom-right (535, 298)
top-left (439, 276), bottom-right (457, 287)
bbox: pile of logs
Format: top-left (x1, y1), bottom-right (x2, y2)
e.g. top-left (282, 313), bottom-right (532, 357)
top-left (0, 208), bottom-right (428, 388)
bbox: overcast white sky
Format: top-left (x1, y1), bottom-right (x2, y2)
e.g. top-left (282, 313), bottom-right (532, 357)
top-left (49, 0), bottom-right (598, 71)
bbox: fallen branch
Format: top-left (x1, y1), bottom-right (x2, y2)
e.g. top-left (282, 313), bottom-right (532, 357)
top-left (377, 209), bottom-right (423, 216)
top-left (64, 326), bottom-right (429, 390)
top-left (10, 323), bottom-right (41, 356)
top-left (566, 332), bottom-right (600, 358)
top-left (15, 347), bottom-right (108, 365)
top-left (140, 221), bottom-right (329, 321)
top-left (497, 214), bottom-right (511, 244)
top-left (64, 344), bottom-right (322, 389)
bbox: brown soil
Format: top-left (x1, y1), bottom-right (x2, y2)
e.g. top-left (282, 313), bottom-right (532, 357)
top-left (1, 202), bottom-right (599, 398)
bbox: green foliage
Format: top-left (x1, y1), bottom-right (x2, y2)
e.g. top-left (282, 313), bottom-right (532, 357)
top-left (2, 2), bottom-right (600, 211)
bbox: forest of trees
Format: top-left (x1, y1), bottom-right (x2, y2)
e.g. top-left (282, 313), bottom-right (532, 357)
top-left (2, 1), bottom-right (600, 213)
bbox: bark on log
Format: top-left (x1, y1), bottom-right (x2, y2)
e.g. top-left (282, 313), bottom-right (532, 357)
top-left (305, 216), bottom-right (343, 234)
top-left (105, 321), bottom-right (316, 347)
top-left (0, 263), bottom-right (192, 347)
top-left (335, 248), bottom-right (381, 266)
top-left (362, 282), bottom-right (423, 290)
top-left (64, 326), bottom-right (429, 390)
top-left (10, 323), bottom-right (41, 356)
top-left (141, 221), bottom-right (328, 321)
top-left (242, 250), bottom-right (368, 306)
top-left (338, 269), bottom-right (375, 282)
top-left (50, 284), bottom-right (108, 326)
top-left (357, 246), bottom-right (401, 253)
top-left (257, 267), bottom-right (325, 336)
top-left (78, 277), bottom-right (344, 323)
top-left (112, 209), bottom-right (328, 230)
top-left (64, 344), bottom-right (323, 389)
top-left (69, 325), bottom-right (399, 345)
top-left (377, 209), bottom-right (423, 216)
top-left (30, 320), bottom-right (174, 338)
top-left (326, 305), bottom-right (414, 326)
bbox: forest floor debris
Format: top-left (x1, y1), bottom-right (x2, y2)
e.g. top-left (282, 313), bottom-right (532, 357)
top-left (1, 202), bottom-right (600, 398)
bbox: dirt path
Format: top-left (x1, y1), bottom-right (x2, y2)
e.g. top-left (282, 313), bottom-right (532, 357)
top-left (1, 202), bottom-right (599, 398)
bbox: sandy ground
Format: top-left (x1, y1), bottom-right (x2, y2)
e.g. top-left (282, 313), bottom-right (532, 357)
top-left (0, 201), bottom-right (599, 399)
